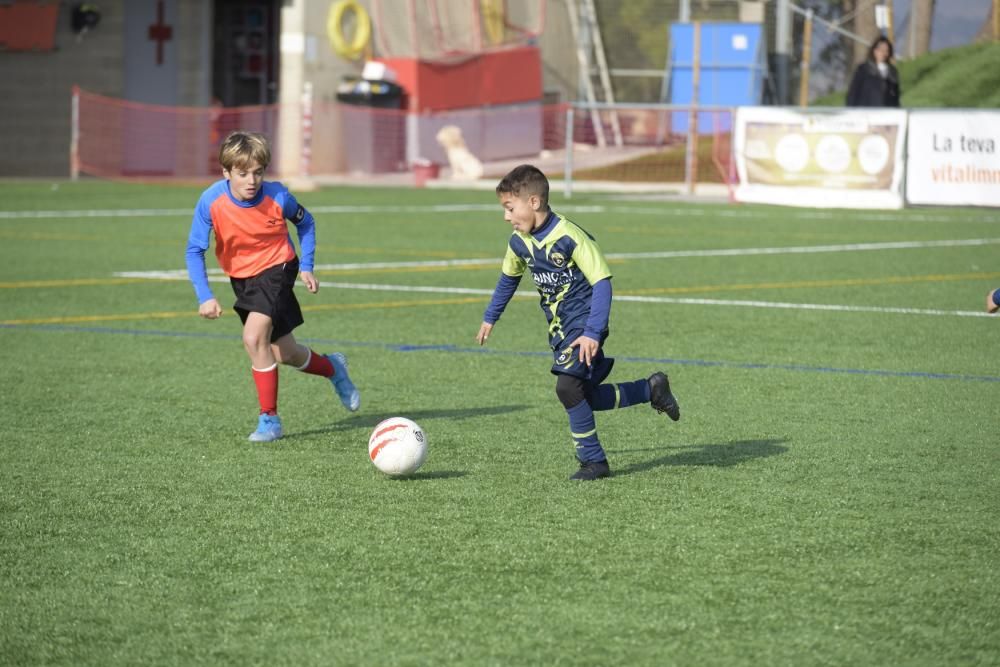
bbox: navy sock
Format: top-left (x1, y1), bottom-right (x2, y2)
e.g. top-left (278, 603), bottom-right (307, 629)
top-left (587, 379), bottom-right (651, 411)
top-left (567, 400), bottom-right (606, 463)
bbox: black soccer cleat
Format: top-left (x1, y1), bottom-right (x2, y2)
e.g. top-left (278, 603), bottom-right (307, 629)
top-left (648, 372), bottom-right (680, 421)
top-left (570, 459), bottom-right (611, 481)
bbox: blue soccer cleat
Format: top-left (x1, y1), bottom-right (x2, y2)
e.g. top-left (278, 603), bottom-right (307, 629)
top-left (327, 352), bottom-right (360, 412)
top-left (249, 413), bottom-right (283, 442)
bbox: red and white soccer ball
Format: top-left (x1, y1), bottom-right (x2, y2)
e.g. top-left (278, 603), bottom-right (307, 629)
top-left (368, 417), bottom-right (428, 477)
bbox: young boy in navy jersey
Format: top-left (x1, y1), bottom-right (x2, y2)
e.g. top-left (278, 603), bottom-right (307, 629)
top-left (475, 164), bottom-right (680, 480)
top-left (988, 288), bottom-right (1000, 314)
top-left (185, 131), bottom-right (359, 443)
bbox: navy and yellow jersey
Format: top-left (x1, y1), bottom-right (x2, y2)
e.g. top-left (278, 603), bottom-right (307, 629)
top-left (500, 210), bottom-right (612, 346)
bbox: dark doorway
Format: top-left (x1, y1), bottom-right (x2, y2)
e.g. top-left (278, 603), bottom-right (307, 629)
top-left (212, 0), bottom-right (280, 107)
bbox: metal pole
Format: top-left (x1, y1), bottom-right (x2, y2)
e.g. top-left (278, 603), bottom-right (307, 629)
top-left (583, 0), bottom-right (622, 147)
top-left (685, 21), bottom-right (701, 195)
top-left (798, 10), bottom-right (813, 107)
top-left (788, 4), bottom-right (869, 46)
top-left (300, 81), bottom-right (313, 179)
top-left (884, 1), bottom-right (894, 44)
top-left (564, 106), bottom-right (575, 200)
top-left (775, 0), bottom-right (791, 105)
top-left (679, 0), bottom-right (690, 23)
top-left (567, 0), bottom-right (606, 148)
top-left (70, 85), bottom-right (80, 180)
top-left (278, 0), bottom-right (305, 178)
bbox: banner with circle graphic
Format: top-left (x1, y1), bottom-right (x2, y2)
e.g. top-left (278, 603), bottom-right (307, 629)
top-left (733, 107), bottom-right (907, 209)
top-left (905, 110), bottom-right (1000, 208)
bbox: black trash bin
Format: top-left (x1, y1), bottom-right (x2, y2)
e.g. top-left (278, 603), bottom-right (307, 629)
top-left (336, 78), bottom-right (406, 174)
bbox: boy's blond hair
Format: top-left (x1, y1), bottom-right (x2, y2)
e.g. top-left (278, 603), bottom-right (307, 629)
top-left (219, 131), bottom-right (271, 171)
top-left (496, 164), bottom-right (549, 208)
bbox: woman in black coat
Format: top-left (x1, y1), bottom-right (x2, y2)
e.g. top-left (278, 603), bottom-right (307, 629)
top-left (846, 36), bottom-right (901, 107)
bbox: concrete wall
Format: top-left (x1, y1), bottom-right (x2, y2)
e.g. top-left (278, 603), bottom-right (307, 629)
top-left (0, 0), bottom-right (209, 177)
top-left (0, 2), bottom-right (124, 177)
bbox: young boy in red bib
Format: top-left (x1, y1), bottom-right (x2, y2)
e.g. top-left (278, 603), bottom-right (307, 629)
top-left (185, 131), bottom-right (359, 442)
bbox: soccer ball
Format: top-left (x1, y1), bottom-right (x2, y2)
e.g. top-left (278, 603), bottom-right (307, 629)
top-left (368, 417), bottom-right (428, 477)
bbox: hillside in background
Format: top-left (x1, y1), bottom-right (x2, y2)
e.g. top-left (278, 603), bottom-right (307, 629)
top-left (811, 40), bottom-right (1000, 108)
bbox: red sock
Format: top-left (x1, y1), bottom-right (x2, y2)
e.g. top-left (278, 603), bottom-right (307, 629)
top-left (299, 349), bottom-right (334, 378)
top-left (252, 364), bottom-right (278, 415)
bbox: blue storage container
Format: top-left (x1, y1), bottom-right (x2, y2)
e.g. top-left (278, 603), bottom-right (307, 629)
top-left (664, 22), bottom-right (767, 133)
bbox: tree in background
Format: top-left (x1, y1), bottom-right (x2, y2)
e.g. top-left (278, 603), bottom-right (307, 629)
top-left (845, 0), bottom-right (880, 65)
top-left (802, 0), bottom-right (902, 98)
top-left (976, 1), bottom-right (996, 41)
top-left (909, 0), bottom-right (936, 57)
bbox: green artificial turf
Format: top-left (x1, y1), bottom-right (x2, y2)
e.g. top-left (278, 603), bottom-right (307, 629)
top-left (1, 180), bottom-right (998, 666)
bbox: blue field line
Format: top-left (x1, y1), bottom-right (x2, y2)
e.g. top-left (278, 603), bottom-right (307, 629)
top-left (4, 321), bottom-right (999, 384)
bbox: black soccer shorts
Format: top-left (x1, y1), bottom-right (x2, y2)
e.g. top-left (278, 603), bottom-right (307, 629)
top-left (230, 258), bottom-right (304, 342)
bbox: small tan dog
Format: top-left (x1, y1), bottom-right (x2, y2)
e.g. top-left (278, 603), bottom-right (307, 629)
top-left (435, 125), bottom-right (484, 181)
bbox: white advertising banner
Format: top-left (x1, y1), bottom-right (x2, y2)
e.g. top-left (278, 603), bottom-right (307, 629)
top-left (734, 107), bottom-right (907, 209)
top-left (906, 111), bottom-right (1000, 207)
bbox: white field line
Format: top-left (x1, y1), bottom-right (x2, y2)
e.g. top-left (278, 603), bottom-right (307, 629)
top-left (116, 237), bottom-right (1000, 278)
top-left (0, 204), bottom-right (562, 219)
top-left (0, 207), bottom-right (195, 219)
top-left (603, 238), bottom-right (1000, 260)
top-left (617, 295), bottom-right (991, 318)
top-left (294, 283), bottom-right (995, 317)
top-left (112, 238), bottom-right (1000, 319)
top-left (4, 203), bottom-right (1000, 224)
top-left (113, 274), bottom-right (991, 318)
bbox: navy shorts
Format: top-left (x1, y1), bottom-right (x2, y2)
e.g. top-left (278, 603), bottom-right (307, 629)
top-left (549, 330), bottom-right (613, 384)
top-left (230, 258), bottom-right (304, 342)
